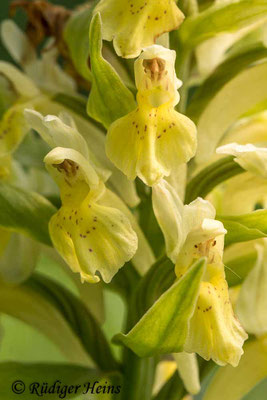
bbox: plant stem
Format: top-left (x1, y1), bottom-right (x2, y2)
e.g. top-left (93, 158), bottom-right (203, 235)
top-left (120, 349), bottom-right (156, 400)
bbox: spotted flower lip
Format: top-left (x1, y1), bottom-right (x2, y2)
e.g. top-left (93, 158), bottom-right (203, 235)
top-left (184, 262), bottom-right (248, 367)
top-left (45, 146), bottom-right (138, 284)
top-left (94, 1), bottom-right (184, 58)
top-left (106, 46), bottom-right (197, 186)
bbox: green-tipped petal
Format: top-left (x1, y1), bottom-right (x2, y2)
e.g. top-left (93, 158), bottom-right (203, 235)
top-left (236, 240), bottom-right (267, 336)
top-left (94, 0), bottom-right (184, 58)
top-left (49, 195), bottom-right (138, 283)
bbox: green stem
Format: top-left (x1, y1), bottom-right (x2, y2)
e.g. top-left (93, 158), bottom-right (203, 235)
top-left (120, 349), bottom-right (156, 400)
top-left (185, 156), bottom-right (245, 204)
top-left (178, 50), bottom-right (192, 113)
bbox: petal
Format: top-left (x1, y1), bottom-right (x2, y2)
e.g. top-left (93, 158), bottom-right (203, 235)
top-left (94, 1), bottom-right (184, 58)
top-left (1, 19), bottom-right (36, 68)
top-left (24, 109), bottom-right (90, 158)
top-left (217, 142), bottom-right (267, 179)
top-left (153, 360), bottom-right (177, 396)
top-left (152, 179), bottom-right (184, 262)
top-left (44, 147), bottom-right (100, 204)
top-left (99, 188), bottom-right (155, 274)
top-left (165, 163), bottom-right (187, 202)
top-left (25, 49), bottom-right (77, 95)
top-left (106, 103), bottom-right (197, 186)
top-left (184, 264), bottom-right (248, 367)
top-left (0, 61), bottom-right (39, 98)
top-left (135, 45), bottom-right (182, 107)
top-left (49, 195), bottom-right (138, 283)
top-left (0, 104), bottom-right (30, 157)
top-left (236, 240), bottom-right (267, 336)
top-left (173, 352), bottom-right (200, 395)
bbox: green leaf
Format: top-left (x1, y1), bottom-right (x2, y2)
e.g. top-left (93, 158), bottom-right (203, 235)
top-left (185, 156), bottom-right (245, 204)
top-left (26, 273), bottom-right (120, 372)
top-left (63, 5), bottom-right (96, 82)
top-left (113, 258), bottom-right (206, 357)
top-left (179, 0), bottom-right (267, 48)
top-left (218, 210), bottom-right (267, 246)
top-left (87, 13), bottom-right (136, 128)
top-left (136, 180), bottom-right (165, 258)
top-left (0, 281), bottom-right (90, 366)
top-left (0, 362), bottom-right (120, 400)
top-left (187, 46), bottom-right (267, 124)
top-left (0, 183), bottom-right (56, 246)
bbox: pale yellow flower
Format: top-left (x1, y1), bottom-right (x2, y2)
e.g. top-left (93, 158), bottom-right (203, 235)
top-left (106, 46), bottom-right (197, 186)
top-left (94, 0), bottom-right (184, 58)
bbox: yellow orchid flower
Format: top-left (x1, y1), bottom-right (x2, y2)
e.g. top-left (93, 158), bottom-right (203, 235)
top-left (94, 0), bottom-right (184, 58)
top-left (152, 180), bottom-right (248, 366)
top-left (45, 147), bottom-right (138, 283)
top-left (204, 239), bottom-right (267, 400)
top-left (106, 45), bottom-right (197, 186)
